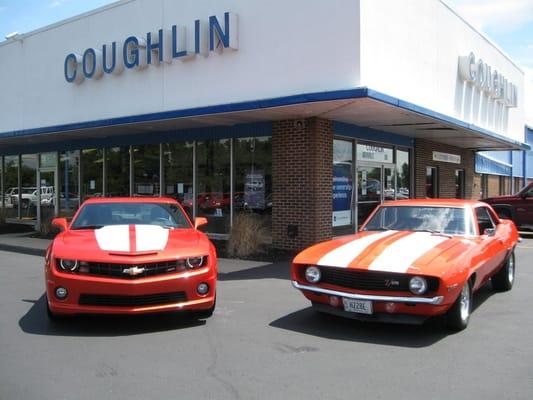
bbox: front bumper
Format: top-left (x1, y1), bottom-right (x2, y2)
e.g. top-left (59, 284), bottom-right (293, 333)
top-left (292, 281), bottom-right (444, 305)
top-left (46, 265), bottom-right (216, 316)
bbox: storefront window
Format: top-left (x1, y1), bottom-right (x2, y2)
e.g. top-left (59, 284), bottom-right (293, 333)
top-left (357, 143), bottom-right (393, 163)
top-left (163, 141), bottom-right (194, 218)
top-left (396, 149), bottom-right (410, 199)
top-left (59, 151), bottom-right (80, 216)
top-left (455, 169), bottom-right (465, 199)
top-left (133, 144), bottom-right (160, 197)
top-left (426, 166), bottom-right (438, 198)
top-left (333, 139), bottom-right (353, 229)
top-left (3, 156), bottom-right (18, 219)
top-left (0, 157), bottom-right (3, 210)
top-left (106, 146), bottom-right (130, 197)
top-left (20, 154), bottom-right (37, 220)
top-left (197, 139), bottom-right (230, 233)
top-left (81, 148), bottom-right (103, 200)
top-left (234, 137), bottom-right (272, 238)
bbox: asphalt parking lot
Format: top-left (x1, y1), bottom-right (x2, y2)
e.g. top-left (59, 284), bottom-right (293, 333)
top-left (1, 239), bottom-right (533, 400)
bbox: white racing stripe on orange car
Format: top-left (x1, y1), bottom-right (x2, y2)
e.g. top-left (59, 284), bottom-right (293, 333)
top-left (135, 225), bottom-right (169, 252)
top-left (368, 232), bottom-right (449, 273)
top-left (94, 225), bottom-right (130, 252)
top-left (317, 230), bottom-right (398, 268)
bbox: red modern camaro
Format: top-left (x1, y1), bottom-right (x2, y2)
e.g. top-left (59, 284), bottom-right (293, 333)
top-left (45, 197), bottom-right (217, 319)
top-left (292, 199), bottom-right (519, 330)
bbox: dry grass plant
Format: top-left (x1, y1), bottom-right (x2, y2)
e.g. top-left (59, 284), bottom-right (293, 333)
top-left (227, 213), bottom-right (268, 258)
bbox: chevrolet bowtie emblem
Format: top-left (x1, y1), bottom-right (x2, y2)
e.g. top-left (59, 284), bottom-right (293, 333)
top-left (123, 266), bottom-right (145, 276)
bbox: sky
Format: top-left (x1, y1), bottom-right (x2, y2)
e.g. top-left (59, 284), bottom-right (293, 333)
top-left (0, 0), bottom-right (532, 124)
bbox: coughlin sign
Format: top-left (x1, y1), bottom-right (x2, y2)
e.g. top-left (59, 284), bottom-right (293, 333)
top-left (458, 52), bottom-right (517, 108)
top-left (64, 12), bottom-right (238, 84)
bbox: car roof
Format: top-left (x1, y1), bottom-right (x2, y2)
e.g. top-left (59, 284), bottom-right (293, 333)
top-left (82, 197), bottom-right (179, 205)
top-left (381, 199), bottom-right (487, 208)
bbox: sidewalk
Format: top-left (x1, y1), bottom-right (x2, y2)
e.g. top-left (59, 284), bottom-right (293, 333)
top-left (0, 231), bottom-right (290, 278)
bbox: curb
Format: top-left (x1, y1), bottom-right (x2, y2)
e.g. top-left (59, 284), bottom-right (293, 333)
top-left (0, 244), bottom-right (45, 257)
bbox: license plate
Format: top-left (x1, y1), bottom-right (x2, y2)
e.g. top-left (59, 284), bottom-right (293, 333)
top-left (342, 298), bottom-right (373, 315)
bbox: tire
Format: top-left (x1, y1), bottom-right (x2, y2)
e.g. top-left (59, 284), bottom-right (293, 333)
top-left (446, 281), bottom-right (472, 331)
top-left (492, 251), bottom-right (515, 292)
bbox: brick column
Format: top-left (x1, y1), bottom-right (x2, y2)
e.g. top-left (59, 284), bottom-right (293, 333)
top-left (414, 139), bottom-right (475, 199)
top-left (272, 118), bottom-right (333, 251)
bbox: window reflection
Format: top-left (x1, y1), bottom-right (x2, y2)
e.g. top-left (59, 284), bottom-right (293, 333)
top-left (59, 151), bottom-right (80, 216)
top-left (3, 156), bottom-right (18, 219)
top-left (163, 141), bottom-right (193, 219)
top-left (81, 149), bottom-right (103, 201)
top-left (197, 139), bottom-right (230, 233)
top-left (133, 144), bottom-right (160, 197)
top-left (106, 147), bottom-right (130, 197)
top-left (396, 149), bottom-right (410, 199)
top-left (234, 137), bottom-right (272, 238)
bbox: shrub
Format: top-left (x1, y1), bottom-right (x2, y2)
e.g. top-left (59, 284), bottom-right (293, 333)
top-left (227, 213), bottom-right (268, 258)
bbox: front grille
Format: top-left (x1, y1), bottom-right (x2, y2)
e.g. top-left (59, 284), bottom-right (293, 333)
top-left (79, 291), bottom-right (187, 307)
top-left (313, 267), bottom-right (439, 293)
top-left (79, 260), bottom-right (185, 279)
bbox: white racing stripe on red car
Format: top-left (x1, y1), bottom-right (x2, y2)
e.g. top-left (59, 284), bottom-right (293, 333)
top-left (94, 225), bottom-right (130, 252)
top-left (317, 230), bottom-right (398, 268)
top-left (368, 232), bottom-right (448, 273)
top-left (135, 225), bottom-right (169, 252)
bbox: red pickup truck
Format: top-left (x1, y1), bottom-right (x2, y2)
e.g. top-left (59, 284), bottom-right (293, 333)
top-left (483, 181), bottom-right (533, 231)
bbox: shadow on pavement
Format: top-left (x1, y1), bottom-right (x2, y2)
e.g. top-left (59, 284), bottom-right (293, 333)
top-left (218, 262), bottom-right (290, 281)
top-left (19, 293), bottom-right (206, 337)
top-left (270, 281), bottom-right (498, 348)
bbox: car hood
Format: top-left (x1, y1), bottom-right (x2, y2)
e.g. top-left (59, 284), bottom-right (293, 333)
top-left (294, 230), bottom-right (475, 276)
top-left (53, 225), bottom-right (209, 262)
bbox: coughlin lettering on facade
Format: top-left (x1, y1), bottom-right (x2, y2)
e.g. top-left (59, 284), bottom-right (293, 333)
top-left (458, 52), bottom-right (518, 108)
top-left (64, 11), bottom-right (238, 84)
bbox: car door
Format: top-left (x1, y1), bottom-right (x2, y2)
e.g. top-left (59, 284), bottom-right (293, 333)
top-left (474, 206), bottom-right (507, 284)
top-left (514, 184), bottom-right (533, 228)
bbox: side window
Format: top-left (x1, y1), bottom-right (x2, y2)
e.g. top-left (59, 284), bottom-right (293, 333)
top-left (475, 207), bottom-right (495, 235)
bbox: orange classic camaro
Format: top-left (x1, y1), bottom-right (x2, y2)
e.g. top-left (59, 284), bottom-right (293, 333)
top-left (292, 199), bottom-right (519, 330)
top-left (45, 197), bottom-right (217, 319)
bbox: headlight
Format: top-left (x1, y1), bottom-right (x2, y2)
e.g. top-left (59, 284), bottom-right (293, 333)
top-left (59, 259), bottom-right (79, 272)
top-left (409, 276), bottom-right (428, 295)
top-left (305, 266), bottom-right (321, 283)
top-left (186, 256), bottom-right (206, 269)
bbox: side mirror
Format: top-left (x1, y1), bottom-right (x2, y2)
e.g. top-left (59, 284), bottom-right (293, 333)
top-left (194, 217), bottom-right (208, 229)
top-left (483, 228), bottom-right (495, 236)
top-left (52, 217), bottom-right (68, 232)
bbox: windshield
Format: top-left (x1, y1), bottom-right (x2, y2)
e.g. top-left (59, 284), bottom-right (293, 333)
top-left (71, 202), bottom-right (191, 230)
top-left (363, 206), bottom-right (474, 236)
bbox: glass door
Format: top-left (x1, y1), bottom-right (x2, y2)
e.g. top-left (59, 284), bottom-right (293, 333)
top-left (356, 164), bottom-right (396, 228)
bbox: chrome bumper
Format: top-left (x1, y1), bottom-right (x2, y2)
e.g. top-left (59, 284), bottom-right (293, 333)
top-left (292, 281), bottom-right (444, 305)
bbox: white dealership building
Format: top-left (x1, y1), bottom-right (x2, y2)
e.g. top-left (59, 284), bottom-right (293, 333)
top-left (0, 0), bottom-right (529, 250)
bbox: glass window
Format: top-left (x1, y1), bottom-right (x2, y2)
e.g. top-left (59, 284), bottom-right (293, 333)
top-left (81, 149), bottom-right (103, 201)
top-left (59, 151), bottom-right (80, 216)
top-left (234, 136), bottom-right (272, 237)
top-left (20, 154), bottom-right (37, 220)
top-left (333, 139), bottom-right (353, 228)
top-left (363, 206), bottom-right (472, 236)
top-left (475, 207), bottom-right (496, 234)
top-left (455, 169), bottom-right (465, 199)
top-left (163, 141), bottom-right (194, 219)
top-left (71, 202), bottom-right (191, 229)
top-left (0, 157), bottom-right (3, 210)
top-left (106, 146), bottom-right (130, 197)
top-left (3, 156), bottom-right (18, 219)
top-left (426, 166), bottom-right (438, 198)
top-left (133, 144), bottom-right (160, 197)
top-left (197, 139), bottom-right (230, 233)
top-left (357, 143), bottom-right (393, 163)
top-left (396, 149), bottom-right (410, 199)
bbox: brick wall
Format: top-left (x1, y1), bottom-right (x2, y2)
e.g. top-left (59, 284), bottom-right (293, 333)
top-left (414, 139), bottom-right (475, 199)
top-left (272, 118), bottom-right (333, 250)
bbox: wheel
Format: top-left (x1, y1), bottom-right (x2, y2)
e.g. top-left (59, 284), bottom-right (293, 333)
top-left (492, 251), bottom-right (515, 292)
top-left (446, 281), bottom-right (472, 331)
